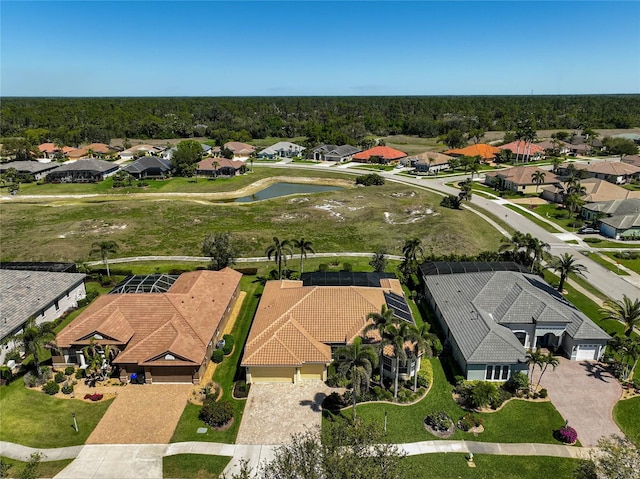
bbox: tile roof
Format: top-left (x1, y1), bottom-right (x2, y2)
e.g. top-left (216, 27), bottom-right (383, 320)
top-left (352, 146), bottom-right (407, 161)
top-left (48, 158), bottom-right (119, 174)
top-left (585, 161), bottom-right (640, 176)
top-left (197, 158), bottom-right (244, 171)
top-left (444, 144), bottom-right (500, 160)
top-left (56, 269), bottom-right (241, 366)
top-left (600, 213), bottom-right (640, 230)
top-left (312, 144), bottom-right (361, 158)
top-left (0, 270), bottom-right (86, 340)
top-left (259, 142), bottom-right (305, 155)
top-left (491, 166), bottom-right (559, 185)
top-left (535, 140), bottom-right (571, 150)
top-left (621, 155), bottom-right (640, 168)
top-left (0, 161), bottom-right (60, 175)
top-left (38, 143), bottom-right (62, 154)
top-left (583, 198), bottom-right (640, 216)
top-left (122, 156), bottom-right (172, 174)
top-left (242, 279), bottom-right (406, 367)
top-left (224, 142), bottom-right (255, 155)
top-left (85, 143), bottom-right (114, 154)
top-left (499, 141), bottom-right (544, 156)
top-left (579, 178), bottom-right (640, 202)
top-left (66, 148), bottom-right (88, 159)
top-left (422, 266), bottom-right (609, 364)
top-left (410, 151), bottom-right (453, 166)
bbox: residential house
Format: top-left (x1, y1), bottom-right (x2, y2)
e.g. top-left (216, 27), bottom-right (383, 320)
top-left (558, 161), bottom-right (640, 185)
top-left (485, 166), bottom-right (559, 194)
top-left (38, 143), bottom-right (64, 159)
top-left (352, 146), bottom-right (407, 164)
top-left (420, 262), bottom-right (610, 381)
top-left (621, 155), bottom-right (640, 168)
top-left (66, 148), bottom-right (88, 160)
top-left (403, 151), bottom-right (453, 173)
top-left (241, 274), bottom-right (419, 384)
top-left (311, 144), bottom-right (361, 163)
top-left (54, 269), bottom-right (242, 384)
top-left (568, 135), bottom-right (603, 156)
top-left (46, 158), bottom-right (120, 183)
top-left (122, 156), bottom-right (172, 179)
top-left (0, 269), bottom-right (86, 364)
top-left (542, 177), bottom-right (640, 204)
top-left (258, 142), bottom-right (305, 159)
top-left (445, 144), bottom-right (500, 162)
top-left (499, 141), bottom-right (544, 161)
top-left (120, 145), bottom-right (164, 161)
top-left (535, 140), bottom-right (571, 156)
top-left (0, 161), bottom-right (60, 181)
top-left (197, 157), bottom-right (244, 177)
top-left (85, 143), bottom-right (115, 156)
top-left (582, 198), bottom-right (640, 239)
top-left (224, 142), bottom-right (255, 158)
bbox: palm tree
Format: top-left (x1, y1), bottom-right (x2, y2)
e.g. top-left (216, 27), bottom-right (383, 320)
top-left (523, 233), bottom-right (550, 272)
top-left (364, 305), bottom-right (395, 382)
top-left (384, 321), bottom-right (411, 400)
top-left (531, 170), bottom-right (546, 193)
top-left (525, 348), bottom-right (545, 389)
top-left (535, 351), bottom-right (559, 391)
top-left (265, 237), bottom-right (293, 280)
top-left (334, 337), bottom-right (378, 419)
top-left (8, 318), bottom-right (56, 377)
top-left (548, 253), bottom-right (587, 293)
top-left (551, 156), bottom-right (563, 173)
top-left (90, 240), bottom-right (119, 277)
top-left (407, 323), bottom-right (437, 392)
top-left (402, 238), bottom-right (423, 264)
top-left (600, 295), bottom-right (640, 337)
top-left (292, 238), bottom-right (314, 274)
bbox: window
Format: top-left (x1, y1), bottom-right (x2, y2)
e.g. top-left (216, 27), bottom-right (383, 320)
top-left (485, 365), bottom-right (493, 380)
top-left (486, 365), bottom-right (510, 381)
top-left (382, 356), bottom-right (393, 372)
top-left (54, 300), bottom-right (59, 311)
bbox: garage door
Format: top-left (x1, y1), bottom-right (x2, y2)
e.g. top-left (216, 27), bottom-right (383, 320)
top-left (249, 367), bottom-right (295, 383)
top-left (151, 367), bottom-right (193, 383)
top-left (300, 364), bottom-right (325, 380)
top-left (576, 345), bottom-right (598, 361)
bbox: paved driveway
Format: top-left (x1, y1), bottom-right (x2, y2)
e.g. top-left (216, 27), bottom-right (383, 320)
top-left (539, 357), bottom-right (623, 447)
top-left (236, 382), bottom-right (340, 445)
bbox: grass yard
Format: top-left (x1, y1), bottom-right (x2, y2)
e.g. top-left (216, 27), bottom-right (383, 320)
top-left (327, 358), bottom-right (567, 445)
top-left (1, 173), bottom-right (503, 263)
top-left (530, 204), bottom-right (579, 230)
top-left (406, 453), bottom-right (579, 479)
top-left (504, 204), bottom-right (563, 233)
top-left (585, 252), bottom-right (629, 275)
top-left (0, 456), bottom-right (73, 479)
top-left (170, 277), bottom-right (261, 444)
top-left (600, 251), bottom-right (640, 274)
top-left (162, 454), bottom-right (231, 479)
top-left (0, 378), bottom-right (113, 447)
top-left (613, 397), bottom-right (640, 447)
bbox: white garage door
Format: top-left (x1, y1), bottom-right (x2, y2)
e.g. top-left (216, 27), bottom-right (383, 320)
top-left (576, 345), bottom-right (598, 361)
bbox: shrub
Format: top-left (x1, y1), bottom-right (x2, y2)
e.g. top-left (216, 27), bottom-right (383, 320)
top-left (64, 366), bottom-right (75, 375)
top-left (4, 349), bottom-right (21, 363)
top-left (54, 371), bottom-right (66, 383)
top-left (584, 237), bottom-right (602, 244)
top-left (199, 398), bottom-right (234, 428)
top-left (504, 371), bottom-right (529, 394)
top-left (233, 381), bottom-right (250, 398)
top-left (318, 263), bottom-right (329, 272)
top-left (355, 173), bottom-right (385, 186)
top-left (557, 425), bottom-right (578, 444)
top-left (222, 335), bottom-right (235, 355)
top-left (614, 251), bottom-right (639, 260)
top-left (75, 368), bottom-right (86, 379)
top-left (372, 386), bottom-right (393, 402)
top-left (212, 349), bottom-right (224, 364)
top-left (469, 381), bottom-right (499, 409)
top-left (84, 393), bottom-right (103, 401)
top-left (454, 375), bottom-right (466, 386)
top-left (490, 388), bottom-right (512, 409)
top-left (342, 262), bottom-right (353, 272)
top-left (78, 290), bottom-right (99, 307)
top-left (440, 195), bottom-right (462, 209)
top-left (424, 411), bottom-right (453, 432)
top-left (61, 383), bottom-right (74, 395)
top-left (42, 381), bottom-right (60, 395)
top-left (23, 372), bottom-right (37, 388)
top-left (458, 413), bottom-right (484, 431)
top-left (538, 388), bottom-right (548, 399)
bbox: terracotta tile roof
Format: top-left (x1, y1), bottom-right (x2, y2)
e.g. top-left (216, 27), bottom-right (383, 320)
top-left (535, 140), bottom-right (571, 150)
top-left (499, 141), bottom-right (544, 156)
top-left (492, 166), bottom-right (558, 185)
top-left (445, 144), bottom-right (500, 160)
top-left (56, 269), bottom-right (241, 366)
top-left (38, 143), bottom-right (61, 154)
top-left (242, 279), bottom-right (405, 367)
top-left (85, 143), bottom-right (113, 154)
top-left (410, 151), bottom-right (453, 166)
top-left (62, 146), bottom-right (76, 154)
top-left (352, 146), bottom-right (407, 161)
top-left (66, 148), bottom-right (88, 159)
top-left (587, 162), bottom-right (640, 176)
top-left (197, 158), bottom-right (244, 172)
top-left (224, 142), bottom-right (255, 155)
top-left (581, 178), bottom-right (640, 202)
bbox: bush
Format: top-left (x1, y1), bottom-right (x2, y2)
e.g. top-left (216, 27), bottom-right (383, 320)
top-left (84, 393), bottom-right (103, 401)
top-left (557, 425), bottom-right (578, 444)
top-left (64, 366), bottom-right (75, 375)
top-left (322, 392), bottom-right (348, 412)
top-left (424, 411), bottom-right (453, 432)
top-left (75, 368), bottom-right (86, 379)
top-left (318, 263), bottom-right (329, 272)
top-left (440, 195), bottom-right (462, 209)
top-left (538, 388), bottom-right (548, 399)
top-left (504, 371), bottom-right (529, 394)
top-left (355, 173), bottom-right (385, 186)
top-left (234, 267), bottom-right (258, 275)
top-left (469, 381), bottom-right (499, 409)
top-left (584, 237), bottom-right (602, 244)
top-left (199, 398), bottom-right (234, 428)
top-left (78, 290), bottom-right (99, 307)
top-left (372, 386), bottom-right (393, 402)
top-left (233, 381), bottom-right (250, 398)
top-left (614, 251), bottom-right (639, 260)
top-left (458, 413), bottom-right (483, 432)
top-left (490, 388), bottom-right (512, 409)
top-left (42, 381), bottom-right (60, 395)
top-left (54, 371), bottom-right (66, 383)
top-left (61, 383), bottom-right (74, 395)
top-left (342, 262), bottom-right (353, 272)
top-left (222, 335), bottom-right (234, 355)
top-left (4, 349), bottom-right (21, 363)
top-left (212, 349), bottom-right (224, 364)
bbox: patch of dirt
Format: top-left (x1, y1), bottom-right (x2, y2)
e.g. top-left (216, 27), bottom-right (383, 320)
top-left (272, 212), bottom-right (310, 223)
top-left (390, 191), bottom-right (417, 198)
top-left (314, 200), bottom-right (345, 221)
top-left (383, 207), bottom-right (437, 225)
top-left (288, 197), bottom-right (310, 204)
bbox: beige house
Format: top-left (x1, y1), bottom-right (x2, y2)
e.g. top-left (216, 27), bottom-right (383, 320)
top-left (242, 277), bottom-right (417, 384)
top-left (485, 166), bottom-right (559, 194)
top-left (542, 177), bottom-right (640, 204)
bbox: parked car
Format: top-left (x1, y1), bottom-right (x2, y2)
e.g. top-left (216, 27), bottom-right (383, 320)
top-left (578, 227), bottom-right (599, 234)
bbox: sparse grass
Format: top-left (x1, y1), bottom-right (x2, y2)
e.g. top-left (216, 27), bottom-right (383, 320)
top-left (0, 456), bottom-right (73, 479)
top-left (2, 171), bottom-right (503, 263)
top-left (585, 252), bottom-right (630, 275)
top-left (590, 241), bottom-right (640, 249)
top-left (406, 453), bottom-right (579, 479)
top-left (503, 204), bottom-right (563, 233)
top-left (614, 397), bottom-right (640, 447)
top-left (162, 454), bottom-right (231, 479)
top-left (0, 377), bottom-right (113, 447)
top-left (170, 277), bottom-right (261, 444)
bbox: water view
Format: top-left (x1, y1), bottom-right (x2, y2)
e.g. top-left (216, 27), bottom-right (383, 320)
top-left (234, 182), bottom-right (343, 202)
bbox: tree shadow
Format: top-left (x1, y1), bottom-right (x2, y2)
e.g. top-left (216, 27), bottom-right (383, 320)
top-left (581, 361), bottom-right (611, 383)
top-left (299, 392), bottom-right (328, 413)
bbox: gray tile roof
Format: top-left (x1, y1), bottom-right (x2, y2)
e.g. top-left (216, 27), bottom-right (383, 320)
top-left (0, 270), bottom-right (86, 339)
top-left (0, 161), bottom-right (60, 174)
top-left (122, 156), bottom-right (172, 174)
top-left (600, 212), bottom-right (640, 229)
top-left (423, 268), bottom-right (609, 364)
top-left (49, 158), bottom-right (119, 174)
top-left (259, 142), bottom-right (305, 155)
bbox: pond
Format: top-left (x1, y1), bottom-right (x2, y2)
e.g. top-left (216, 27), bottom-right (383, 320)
top-left (234, 182), bottom-right (344, 202)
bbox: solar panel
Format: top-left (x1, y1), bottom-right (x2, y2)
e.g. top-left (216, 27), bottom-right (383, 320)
top-left (384, 291), bottom-right (414, 324)
top-left (109, 274), bottom-right (179, 294)
top-left (300, 272), bottom-right (396, 287)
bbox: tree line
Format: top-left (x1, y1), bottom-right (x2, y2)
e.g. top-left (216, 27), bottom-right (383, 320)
top-left (2, 95), bottom-right (639, 147)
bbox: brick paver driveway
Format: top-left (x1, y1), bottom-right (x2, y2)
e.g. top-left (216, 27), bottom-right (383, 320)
top-left (87, 384), bottom-right (191, 444)
top-left (539, 357), bottom-right (623, 447)
top-left (236, 382), bottom-right (341, 445)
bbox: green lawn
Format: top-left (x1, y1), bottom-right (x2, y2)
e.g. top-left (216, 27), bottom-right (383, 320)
top-left (613, 397), bottom-right (640, 447)
top-left (162, 454), bottom-right (231, 479)
top-left (2, 171), bottom-right (504, 263)
top-left (0, 456), bottom-right (73, 479)
top-left (600, 251), bottom-right (640, 274)
top-left (0, 378), bottom-right (113, 447)
top-left (531, 204), bottom-right (577, 230)
top-left (504, 204), bottom-right (563, 233)
top-left (170, 277), bottom-right (261, 443)
top-left (328, 358), bottom-right (567, 445)
top-left (585, 252), bottom-right (629, 275)
top-left (406, 453), bottom-right (579, 479)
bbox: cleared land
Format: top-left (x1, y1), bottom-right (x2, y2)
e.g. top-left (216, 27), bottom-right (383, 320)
top-left (1, 173), bottom-right (503, 262)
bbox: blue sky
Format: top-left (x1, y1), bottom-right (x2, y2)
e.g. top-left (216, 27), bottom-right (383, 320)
top-left (1, 1), bottom-right (639, 96)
